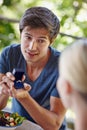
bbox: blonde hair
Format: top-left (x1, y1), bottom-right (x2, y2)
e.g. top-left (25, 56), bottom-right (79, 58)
top-left (59, 39), bottom-right (87, 94)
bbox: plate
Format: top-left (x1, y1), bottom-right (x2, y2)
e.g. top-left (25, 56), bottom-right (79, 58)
top-left (0, 124), bottom-right (20, 130)
top-left (0, 111), bottom-right (25, 130)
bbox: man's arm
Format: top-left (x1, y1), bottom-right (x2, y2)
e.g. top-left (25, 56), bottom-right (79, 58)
top-left (0, 72), bottom-right (66, 130)
top-left (17, 93), bottom-right (66, 130)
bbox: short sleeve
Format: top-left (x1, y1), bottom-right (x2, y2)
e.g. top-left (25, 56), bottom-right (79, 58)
top-left (51, 87), bottom-right (60, 98)
top-left (0, 47), bottom-right (9, 73)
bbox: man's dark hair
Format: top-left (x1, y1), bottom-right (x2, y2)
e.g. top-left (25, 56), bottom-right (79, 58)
top-left (19, 6), bottom-right (60, 43)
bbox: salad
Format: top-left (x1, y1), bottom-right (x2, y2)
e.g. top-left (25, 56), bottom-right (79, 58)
top-left (0, 111), bottom-right (26, 127)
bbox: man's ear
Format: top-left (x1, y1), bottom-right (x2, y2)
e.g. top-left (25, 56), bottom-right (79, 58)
top-left (65, 80), bottom-right (73, 94)
top-left (57, 77), bottom-right (73, 96)
top-left (20, 33), bottom-right (22, 38)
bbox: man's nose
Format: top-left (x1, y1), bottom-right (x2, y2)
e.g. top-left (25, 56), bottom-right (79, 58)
top-left (28, 40), bottom-right (37, 50)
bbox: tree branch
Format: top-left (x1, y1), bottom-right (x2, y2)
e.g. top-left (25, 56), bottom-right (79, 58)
top-left (0, 15), bottom-right (85, 39)
top-left (59, 32), bottom-right (84, 39)
top-left (0, 15), bottom-right (19, 23)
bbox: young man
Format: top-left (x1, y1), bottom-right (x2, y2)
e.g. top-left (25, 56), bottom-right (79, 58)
top-left (57, 39), bottom-right (87, 130)
top-left (0, 7), bottom-right (66, 130)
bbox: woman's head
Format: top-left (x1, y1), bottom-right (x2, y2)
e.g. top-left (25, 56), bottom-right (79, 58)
top-left (59, 39), bottom-right (87, 94)
top-left (57, 39), bottom-right (87, 108)
top-left (19, 6), bottom-right (60, 43)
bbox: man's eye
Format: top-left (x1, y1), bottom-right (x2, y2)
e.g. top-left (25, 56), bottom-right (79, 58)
top-left (38, 39), bottom-right (45, 44)
top-left (25, 36), bottom-right (32, 40)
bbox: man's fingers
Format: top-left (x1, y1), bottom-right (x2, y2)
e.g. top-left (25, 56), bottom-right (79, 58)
top-left (6, 72), bottom-right (15, 80)
top-left (24, 83), bottom-right (31, 91)
top-left (22, 75), bottom-right (26, 81)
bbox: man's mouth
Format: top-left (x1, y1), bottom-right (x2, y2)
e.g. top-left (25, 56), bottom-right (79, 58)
top-left (25, 50), bottom-right (38, 56)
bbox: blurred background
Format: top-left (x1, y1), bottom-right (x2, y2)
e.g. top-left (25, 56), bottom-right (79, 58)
top-left (0, 0), bottom-right (87, 129)
top-left (0, 0), bottom-right (87, 50)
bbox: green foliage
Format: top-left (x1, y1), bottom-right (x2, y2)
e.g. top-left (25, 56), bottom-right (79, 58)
top-left (0, 0), bottom-right (87, 50)
top-left (0, 21), bottom-right (17, 49)
top-left (2, 0), bottom-right (21, 6)
top-left (2, 0), bottom-right (12, 6)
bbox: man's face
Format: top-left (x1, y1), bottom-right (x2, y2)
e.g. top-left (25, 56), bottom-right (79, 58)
top-left (20, 26), bottom-right (50, 64)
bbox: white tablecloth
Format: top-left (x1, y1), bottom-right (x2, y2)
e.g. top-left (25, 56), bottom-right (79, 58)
top-left (15, 120), bottom-right (43, 130)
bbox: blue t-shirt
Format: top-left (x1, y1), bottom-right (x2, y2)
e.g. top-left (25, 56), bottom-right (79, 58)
top-left (0, 44), bottom-right (67, 130)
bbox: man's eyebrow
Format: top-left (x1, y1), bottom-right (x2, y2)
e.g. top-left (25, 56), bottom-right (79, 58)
top-left (25, 32), bottom-right (32, 36)
top-left (39, 36), bottom-right (48, 40)
top-left (25, 33), bottom-right (48, 40)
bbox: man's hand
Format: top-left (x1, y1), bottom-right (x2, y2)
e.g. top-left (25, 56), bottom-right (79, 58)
top-left (0, 72), bottom-right (31, 99)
